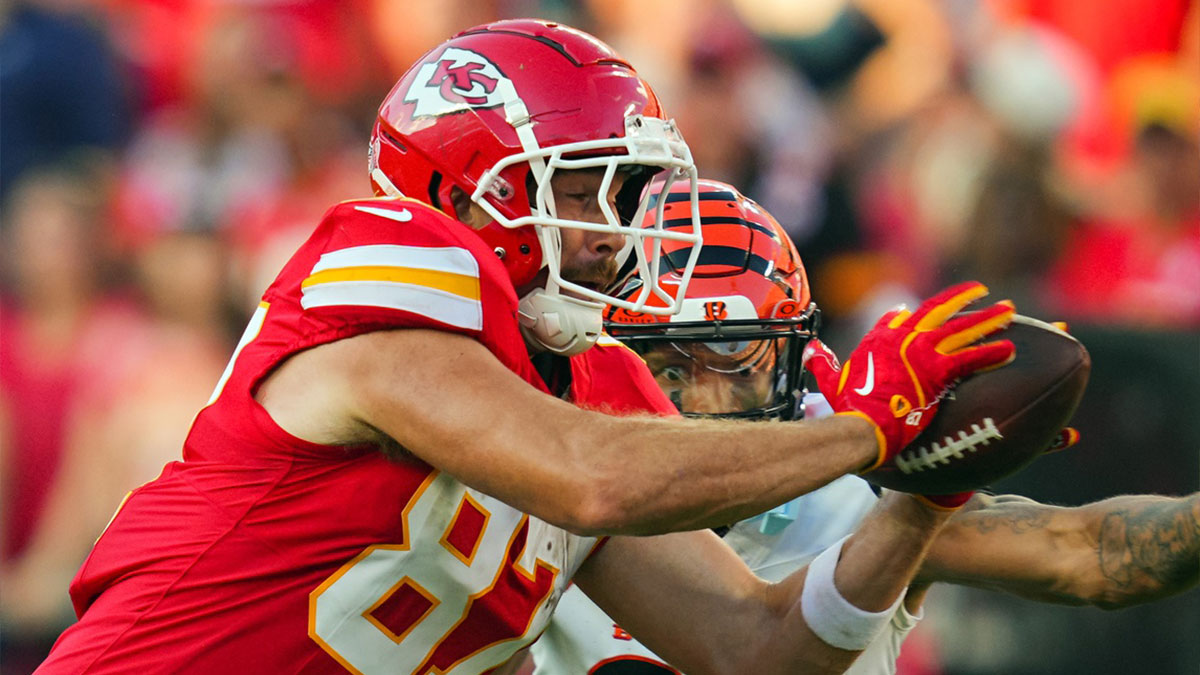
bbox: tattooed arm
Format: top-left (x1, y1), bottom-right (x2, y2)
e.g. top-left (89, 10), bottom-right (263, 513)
top-left (912, 492), bottom-right (1200, 609)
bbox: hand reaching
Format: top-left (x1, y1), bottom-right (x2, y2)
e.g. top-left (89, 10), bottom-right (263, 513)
top-left (803, 282), bottom-right (1017, 472)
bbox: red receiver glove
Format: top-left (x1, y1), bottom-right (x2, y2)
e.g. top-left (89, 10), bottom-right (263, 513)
top-left (803, 281), bottom-right (1017, 474)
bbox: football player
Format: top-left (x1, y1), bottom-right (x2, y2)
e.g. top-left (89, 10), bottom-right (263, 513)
top-left (40, 21), bottom-right (1024, 675)
top-left (526, 179), bottom-right (1200, 674)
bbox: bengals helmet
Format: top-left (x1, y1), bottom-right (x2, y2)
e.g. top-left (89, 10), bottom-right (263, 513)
top-left (606, 179), bottom-right (819, 419)
top-left (369, 20), bottom-right (702, 354)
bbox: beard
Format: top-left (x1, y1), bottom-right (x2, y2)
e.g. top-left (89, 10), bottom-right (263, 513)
top-left (514, 256), bottom-right (619, 299)
top-left (560, 257), bottom-right (618, 289)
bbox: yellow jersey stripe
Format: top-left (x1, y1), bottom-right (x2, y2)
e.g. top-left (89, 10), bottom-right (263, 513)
top-left (303, 266), bottom-right (480, 301)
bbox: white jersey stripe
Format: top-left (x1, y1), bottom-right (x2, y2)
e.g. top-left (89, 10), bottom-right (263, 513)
top-left (301, 281), bottom-right (483, 331)
top-left (312, 244), bottom-right (480, 278)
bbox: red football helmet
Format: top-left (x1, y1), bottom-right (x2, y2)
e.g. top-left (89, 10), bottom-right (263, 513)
top-left (606, 179), bottom-right (819, 419)
top-left (369, 20), bottom-right (701, 346)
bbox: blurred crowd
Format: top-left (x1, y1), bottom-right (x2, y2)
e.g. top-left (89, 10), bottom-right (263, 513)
top-left (1, 0), bottom-right (1197, 672)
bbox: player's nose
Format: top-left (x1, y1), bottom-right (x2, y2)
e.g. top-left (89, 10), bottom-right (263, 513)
top-left (683, 376), bottom-right (737, 415)
top-left (575, 228), bottom-right (626, 265)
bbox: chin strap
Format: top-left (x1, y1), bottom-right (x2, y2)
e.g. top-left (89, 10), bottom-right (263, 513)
top-left (517, 287), bottom-right (604, 356)
top-left (371, 168), bottom-right (404, 198)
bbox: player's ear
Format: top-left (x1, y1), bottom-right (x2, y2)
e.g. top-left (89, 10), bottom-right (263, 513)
top-left (449, 186), bottom-right (496, 230)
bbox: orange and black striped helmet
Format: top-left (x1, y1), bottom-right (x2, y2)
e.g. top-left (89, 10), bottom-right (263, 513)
top-left (605, 179), bottom-right (819, 420)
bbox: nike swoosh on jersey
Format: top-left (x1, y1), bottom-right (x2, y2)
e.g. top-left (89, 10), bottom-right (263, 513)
top-left (853, 352), bottom-right (875, 396)
top-left (354, 205), bottom-right (414, 222)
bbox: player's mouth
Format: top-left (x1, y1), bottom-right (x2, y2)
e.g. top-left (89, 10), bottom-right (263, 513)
top-left (559, 279), bottom-right (607, 304)
top-left (562, 258), bottom-right (618, 295)
top-left (569, 279), bottom-right (604, 293)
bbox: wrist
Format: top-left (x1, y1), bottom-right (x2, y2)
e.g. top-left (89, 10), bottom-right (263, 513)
top-left (882, 491), bottom-right (958, 529)
top-left (800, 536), bottom-right (903, 650)
top-left (833, 411), bottom-right (888, 473)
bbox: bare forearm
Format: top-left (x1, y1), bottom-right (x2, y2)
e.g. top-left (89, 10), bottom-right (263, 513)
top-left (917, 492), bottom-right (1200, 608)
top-left (1089, 492), bottom-right (1200, 607)
top-left (577, 496), bottom-right (950, 675)
top-left (334, 329), bottom-right (878, 536)
top-left (835, 492), bottom-right (953, 610)
top-left (748, 493), bottom-right (953, 674)
top-left (570, 413), bottom-right (879, 535)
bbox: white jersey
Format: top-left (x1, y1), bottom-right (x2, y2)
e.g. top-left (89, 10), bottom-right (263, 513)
top-left (530, 395), bottom-right (923, 675)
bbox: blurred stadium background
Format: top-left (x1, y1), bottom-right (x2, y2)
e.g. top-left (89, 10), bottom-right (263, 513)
top-left (1, 0), bottom-right (1197, 673)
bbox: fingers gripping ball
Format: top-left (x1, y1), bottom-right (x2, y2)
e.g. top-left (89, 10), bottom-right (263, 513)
top-left (803, 282), bottom-right (1017, 471)
top-left (867, 317), bottom-right (1090, 495)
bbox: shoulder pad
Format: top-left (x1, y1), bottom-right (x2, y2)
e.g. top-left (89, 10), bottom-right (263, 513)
top-left (299, 198), bottom-right (513, 332)
top-left (327, 197), bottom-right (455, 236)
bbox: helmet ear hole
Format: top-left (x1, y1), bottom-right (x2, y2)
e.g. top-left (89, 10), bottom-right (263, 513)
top-left (449, 185), bottom-right (473, 224)
top-left (615, 166), bottom-right (657, 226)
top-left (524, 171), bottom-right (539, 210)
top-left (427, 172), bottom-right (443, 211)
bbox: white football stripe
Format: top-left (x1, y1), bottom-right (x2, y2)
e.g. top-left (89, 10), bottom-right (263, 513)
top-left (312, 244), bottom-right (479, 278)
top-left (301, 281), bottom-right (483, 330)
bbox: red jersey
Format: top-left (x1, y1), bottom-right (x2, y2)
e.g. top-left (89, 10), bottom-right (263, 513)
top-left (570, 333), bottom-right (678, 417)
top-left (39, 198), bottom-right (672, 675)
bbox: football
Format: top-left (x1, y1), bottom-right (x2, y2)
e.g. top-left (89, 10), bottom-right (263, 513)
top-left (864, 315), bottom-right (1090, 495)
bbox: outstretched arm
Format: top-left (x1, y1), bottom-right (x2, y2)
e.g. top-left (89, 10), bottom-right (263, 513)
top-left (915, 492), bottom-right (1200, 609)
top-left (258, 327), bottom-right (880, 536)
top-left (257, 281), bottom-right (1013, 537)
top-left (575, 492), bottom-right (953, 675)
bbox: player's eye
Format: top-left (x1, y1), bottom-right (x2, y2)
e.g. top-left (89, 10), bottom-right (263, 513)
top-left (660, 366), bottom-right (687, 382)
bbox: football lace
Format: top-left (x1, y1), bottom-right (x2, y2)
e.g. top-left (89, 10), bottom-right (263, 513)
top-left (895, 418), bottom-right (1003, 474)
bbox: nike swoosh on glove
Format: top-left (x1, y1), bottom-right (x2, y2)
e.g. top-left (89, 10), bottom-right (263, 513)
top-left (803, 281), bottom-right (1017, 473)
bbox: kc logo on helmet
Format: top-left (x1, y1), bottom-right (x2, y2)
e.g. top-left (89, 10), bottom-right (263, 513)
top-left (404, 47), bottom-right (519, 118)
